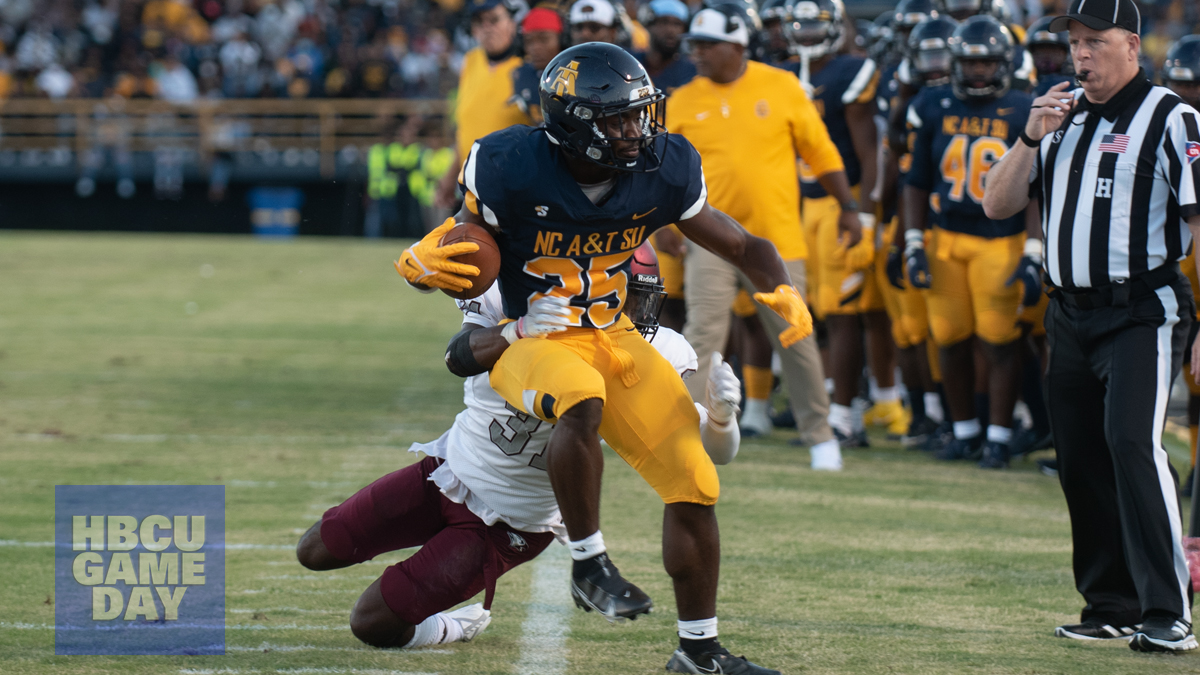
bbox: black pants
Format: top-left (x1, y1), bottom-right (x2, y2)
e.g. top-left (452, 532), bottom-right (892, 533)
top-left (1045, 277), bottom-right (1194, 625)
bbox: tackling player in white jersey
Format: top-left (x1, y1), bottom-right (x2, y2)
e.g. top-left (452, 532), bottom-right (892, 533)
top-left (295, 242), bottom-right (742, 651)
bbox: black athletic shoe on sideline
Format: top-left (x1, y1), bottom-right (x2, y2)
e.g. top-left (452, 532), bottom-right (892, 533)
top-left (1130, 615), bottom-right (1199, 652)
top-left (934, 434), bottom-right (983, 461)
top-left (1009, 427), bottom-right (1052, 458)
top-left (903, 416), bottom-right (940, 449)
top-left (570, 553), bottom-right (652, 622)
top-left (770, 407), bottom-right (796, 429)
top-left (666, 643), bottom-right (781, 674)
top-left (1055, 621), bottom-right (1138, 640)
top-left (1037, 458), bottom-right (1058, 477)
top-left (978, 440), bottom-right (1009, 469)
top-left (924, 420), bottom-right (954, 453)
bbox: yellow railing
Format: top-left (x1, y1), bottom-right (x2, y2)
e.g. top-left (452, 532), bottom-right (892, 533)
top-left (0, 98), bottom-right (452, 178)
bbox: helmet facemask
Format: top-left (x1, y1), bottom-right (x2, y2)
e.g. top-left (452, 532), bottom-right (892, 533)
top-left (547, 86), bottom-right (668, 172)
top-left (626, 271), bottom-right (667, 340)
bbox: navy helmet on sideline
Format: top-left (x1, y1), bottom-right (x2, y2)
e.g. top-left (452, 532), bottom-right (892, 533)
top-left (870, 10), bottom-right (896, 65)
top-left (948, 15), bottom-right (1013, 100)
top-left (626, 241), bottom-right (668, 339)
top-left (786, 0), bottom-right (846, 61)
top-left (1163, 35), bottom-right (1200, 108)
top-left (1025, 15), bottom-right (1072, 76)
top-left (539, 42), bottom-right (668, 171)
top-left (908, 15), bottom-right (959, 87)
top-left (894, 0), bottom-right (938, 31)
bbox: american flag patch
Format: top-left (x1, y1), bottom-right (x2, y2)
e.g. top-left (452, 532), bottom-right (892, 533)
top-left (1097, 134), bottom-right (1130, 154)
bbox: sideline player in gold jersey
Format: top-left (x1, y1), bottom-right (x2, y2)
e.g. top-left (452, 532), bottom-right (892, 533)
top-left (399, 43), bottom-right (801, 674)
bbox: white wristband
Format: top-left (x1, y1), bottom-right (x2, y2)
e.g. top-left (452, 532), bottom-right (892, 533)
top-left (904, 228), bottom-right (925, 251)
top-left (1024, 237), bottom-right (1044, 262)
top-left (501, 321), bottom-right (521, 344)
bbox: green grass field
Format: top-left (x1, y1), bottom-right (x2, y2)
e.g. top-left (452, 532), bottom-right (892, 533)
top-left (2, 230), bottom-right (1198, 674)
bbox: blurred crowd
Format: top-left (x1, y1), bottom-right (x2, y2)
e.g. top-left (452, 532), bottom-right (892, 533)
top-left (0, 0), bottom-right (474, 100)
top-left (0, 1), bottom-right (1193, 102)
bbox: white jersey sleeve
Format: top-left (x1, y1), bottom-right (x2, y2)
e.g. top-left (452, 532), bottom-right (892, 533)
top-left (648, 327), bottom-right (698, 380)
top-left (455, 283), bottom-right (507, 328)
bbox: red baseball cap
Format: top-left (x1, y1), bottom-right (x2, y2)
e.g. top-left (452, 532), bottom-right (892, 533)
top-left (522, 7), bottom-right (563, 33)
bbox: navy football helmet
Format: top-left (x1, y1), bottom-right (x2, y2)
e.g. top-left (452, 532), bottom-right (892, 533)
top-left (539, 42), bottom-right (668, 172)
top-left (908, 16), bottom-right (959, 87)
top-left (785, 0), bottom-right (845, 61)
top-left (1164, 35), bottom-right (1200, 108)
top-left (948, 15), bottom-right (1013, 100)
top-left (1025, 16), bottom-right (1072, 77)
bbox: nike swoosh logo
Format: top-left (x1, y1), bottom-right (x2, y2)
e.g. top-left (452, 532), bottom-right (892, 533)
top-left (574, 546), bottom-right (587, 552)
top-left (632, 208), bottom-right (657, 220)
top-left (404, 258), bottom-right (421, 272)
top-left (996, 107), bottom-right (1013, 115)
top-left (685, 630), bottom-right (706, 636)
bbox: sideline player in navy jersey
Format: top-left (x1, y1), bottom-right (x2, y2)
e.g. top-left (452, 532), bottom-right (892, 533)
top-left (904, 15), bottom-right (1040, 469)
top-left (760, 0), bottom-right (798, 67)
top-left (787, 0), bottom-right (895, 444)
top-left (398, 42), bottom-right (801, 675)
top-left (1026, 16), bottom-right (1074, 97)
top-left (634, 0), bottom-right (697, 95)
top-left (511, 7), bottom-right (566, 124)
top-left (881, 15), bottom-right (959, 447)
top-left (877, 0), bottom-right (938, 129)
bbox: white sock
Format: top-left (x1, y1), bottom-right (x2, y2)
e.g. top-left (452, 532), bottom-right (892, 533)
top-left (953, 418), bottom-right (981, 440)
top-left (742, 398), bottom-right (770, 420)
top-left (873, 386), bottom-right (899, 403)
top-left (569, 531), bottom-right (605, 561)
top-left (403, 613), bottom-right (461, 648)
top-left (678, 617), bottom-right (718, 640)
top-left (828, 403), bottom-right (854, 436)
top-left (925, 392), bottom-right (944, 423)
top-left (987, 425), bottom-right (1013, 444)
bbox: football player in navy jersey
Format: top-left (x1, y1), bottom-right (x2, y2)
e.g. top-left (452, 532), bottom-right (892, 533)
top-left (511, 7), bottom-right (566, 124)
top-left (397, 42), bottom-right (803, 675)
top-left (1026, 16), bottom-right (1074, 97)
top-left (634, 0), bottom-right (697, 95)
top-left (904, 15), bottom-right (1040, 469)
top-left (880, 15), bottom-right (959, 448)
top-left (760, 0), bottom-right (798, 67)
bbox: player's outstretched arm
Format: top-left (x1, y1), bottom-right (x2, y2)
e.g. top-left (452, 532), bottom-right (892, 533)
top-left (444, 296), bottom-right (572, 377)
top-left (675, 204), bottom-right (812, 347)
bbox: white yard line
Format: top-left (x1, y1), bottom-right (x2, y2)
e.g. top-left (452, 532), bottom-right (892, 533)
top-left (179, 669), bottom-right (437, 675)
top-left (512, 543), bottom-right (571, 675)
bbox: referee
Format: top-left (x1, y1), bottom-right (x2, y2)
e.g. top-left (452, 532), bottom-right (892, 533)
top-left (984, 0), bottom-right (1200, 653)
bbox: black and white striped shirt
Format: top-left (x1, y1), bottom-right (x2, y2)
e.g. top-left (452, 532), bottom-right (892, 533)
top-left (1032, 72), bottom-right (1200, 288)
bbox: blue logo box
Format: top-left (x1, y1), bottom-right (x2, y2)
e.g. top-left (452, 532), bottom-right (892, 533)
top-left (54, 485), bottom-right (225, 655)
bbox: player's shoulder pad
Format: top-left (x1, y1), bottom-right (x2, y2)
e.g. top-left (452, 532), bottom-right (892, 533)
top-left (469, 126), bottom-right (544, 193)
top-left (659, 134), bottom-right (704, 189)
top-left (841, 55), bottom-right (877, 104)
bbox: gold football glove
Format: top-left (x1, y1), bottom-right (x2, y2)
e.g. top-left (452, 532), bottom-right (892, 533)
top-left (395, 219), bottom-right (480, 293)
top-left (753, 284), bottom-right (814, 349)
top-left (836, 214), bottom-right (876, 272)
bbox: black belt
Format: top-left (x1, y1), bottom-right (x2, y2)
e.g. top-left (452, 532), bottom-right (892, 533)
top-left (1048, 264), bottom-right (1181, 310)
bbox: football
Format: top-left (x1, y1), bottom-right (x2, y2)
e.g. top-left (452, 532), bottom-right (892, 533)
top-left (439, 221), bottom-right (501, 300)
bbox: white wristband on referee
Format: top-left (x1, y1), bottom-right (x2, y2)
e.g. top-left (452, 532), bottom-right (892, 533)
top-left (1024, 237), bottom-right (1044, 263)
top-left (904, 228), bottom-right (925, 251)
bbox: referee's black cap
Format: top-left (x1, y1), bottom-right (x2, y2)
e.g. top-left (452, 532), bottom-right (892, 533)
top-left (1048, 0), bottom-right (1140, 35)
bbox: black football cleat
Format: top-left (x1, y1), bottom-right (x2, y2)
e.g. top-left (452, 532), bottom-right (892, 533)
top-left (903, 417), bottom-right (940, 449)
top-left (570, 553), bottom-right (652, 622)
top-left (1054, 621), bottom-right (1138, 640)
top-left (977, 440), bottom-right (1009, 469)
top-left (1129, 615), bottom-right (1198, 652)
top-left (923, 420), bottom-right (954, 453)
top-left (666, 643), bottom-right (781, 674)
top-left (933, 435), bottom-right (983, 461)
